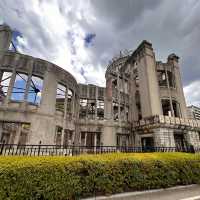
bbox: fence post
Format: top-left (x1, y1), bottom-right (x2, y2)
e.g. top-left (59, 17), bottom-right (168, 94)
top-left (38, 141), bottom-right (42, 156)
top-left (0, 140), bottom-right (5, 155)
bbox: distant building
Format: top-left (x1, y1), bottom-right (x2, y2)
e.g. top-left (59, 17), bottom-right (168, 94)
top-left (0, 24), bottom-right (200, 149)
top-left (187, 105), bottom-right (200, 120)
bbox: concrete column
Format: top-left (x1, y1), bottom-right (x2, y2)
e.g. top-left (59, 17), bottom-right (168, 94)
top-left (0, 25), bottom-right (12, 52)
top-left (153, 128), bottom-right (175, 147)
top-left (14, 123), bottom-right (22, 144)
top-left (79, 130), bottom-right (82, 145)
top-left (168, 54), bottom-right (188, 118)
top-left (105, 76), bottom-right (113, 120)
top-left (137, 41), bottom-right (162, 117)
top-left (72, 90), bottom-right (75, 119)
top-left (129, 63), bottom-right (139, 122)
top-left (4, 68), bottom-right (16, 105)
top-left (39, 68), bottom-right (57, 115)
top-left (86, 86), bottom-right (89, 119)
top-left (165, 66), bottom-right (175, 117)
top-left (0, 122), bottom-right (3, 142)
top-left (102, 124), bottom-right (116, 146)
top-left (73, 95), bottom-right (78, 119)
top-left (84, 132), bottom-right (87, 146)
top-left (64, 88), bottom-right (68, 120)
top-left (61, 127), bottom-right (65, 146)
top-left (23, 74), bottom-right (32, 102)
top-left (0, 70), bottom-right (3, 104)
top-left (61, 87), bottom-right (68, 146)
top-left (0, 70), bottom-right (3, 81)
top-left (71, 131), bottom-right (75, 145)
top-left (134, 132), bottom-right (141, 147)
top-left (23, 60), bottom-right (34, 103)
top-left (95, 86), bottom-right (98, 120)
top-left (117, 72), bottom-right (121, 122)
top-left (186, 131), bottom-right (200, 148)
top-left (122, 77), bottom-right (127, 121)
top-left (94, 133), bottom-right (97, 151)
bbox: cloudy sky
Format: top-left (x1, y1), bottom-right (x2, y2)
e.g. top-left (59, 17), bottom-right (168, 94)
top-left (0, 0), bottom-right (200, 106)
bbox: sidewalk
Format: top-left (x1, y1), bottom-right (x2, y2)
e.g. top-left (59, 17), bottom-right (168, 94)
top-left (83, 184), bottom-right (200, 200)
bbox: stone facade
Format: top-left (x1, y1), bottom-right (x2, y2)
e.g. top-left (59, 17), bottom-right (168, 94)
top-left (0, 25), bottom-right (200, 148)
top-left (187, 105), bottom-right (200, 120)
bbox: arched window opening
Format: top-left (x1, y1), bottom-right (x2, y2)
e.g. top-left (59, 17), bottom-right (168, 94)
top-left (157, 70), bottom-right (176, 88)
top-left (161, 99), bottom-right (171, 116)
top-left (87, 99), bottom-right (96, 119)
top-left (97, 100), bottom-right (104, 120)
top-left (55, 126), bottom-right (62, 146)
top-left (27, 76), bottom-right (43, 104)
top-left (135, 91), bottom-right (142, 120)
top-left (113, 102), bottom-right (119, 121)
top-left (135, 75), bottom-right (139, 87)
top-left (79, 98), bottom-right (87, 119)
top-left (56, 84), bottom-right (66, 112)
top-left (67, 89), bottom-right (73, 113)
top-left (11, 72), bottom-right (28, 101)
top-left (161, 99), bottom-right (181, 117)
top-left (0, 71), bottom-right (12, 102)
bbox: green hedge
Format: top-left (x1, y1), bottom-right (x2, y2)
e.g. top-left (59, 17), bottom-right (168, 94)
top-left (0, 153), bottom-right (200, 199)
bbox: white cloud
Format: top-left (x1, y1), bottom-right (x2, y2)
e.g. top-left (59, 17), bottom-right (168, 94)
top-left (184, 81), bottom-right (200, 107)
top-left (0, 0), bottom-right (102, 85)
top-left (1, 0), bottom-right (200, 105)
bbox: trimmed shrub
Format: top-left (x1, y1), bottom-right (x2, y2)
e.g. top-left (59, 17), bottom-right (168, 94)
top-left (0, 153), bottom-right (200, 199)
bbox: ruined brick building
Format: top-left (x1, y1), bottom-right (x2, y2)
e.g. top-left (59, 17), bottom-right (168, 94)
top-left (0, 25), bottom-right (200, 149)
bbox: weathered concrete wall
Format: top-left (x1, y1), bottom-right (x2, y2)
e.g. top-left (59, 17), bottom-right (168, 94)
top-left (0, 25), bottom-right (12, 52)
top-left (186, 131), bottom-right (200, 148)
top-left (153, 128), bottom-right (175, 147)
top-left (136, 41), bottom-right (162, 118)
top-left (0, 25), bottom-right (199, 148)
top-left (0, 50), bottom-right (78, 145)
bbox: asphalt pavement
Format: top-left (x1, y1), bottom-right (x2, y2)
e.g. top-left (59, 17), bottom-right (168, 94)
top-left (84, 184), bottom-right (200, 200)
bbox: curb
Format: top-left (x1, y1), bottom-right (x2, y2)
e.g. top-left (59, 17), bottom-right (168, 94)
top-left (82, 184), bottom-right (199, 200)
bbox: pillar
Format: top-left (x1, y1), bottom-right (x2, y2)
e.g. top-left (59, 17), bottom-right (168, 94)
top-left (72, 90), bottom-right (75, 119)
top-left (137, 41), bottom-right (162, 117)
top-left (4, 68), bottom-right (16, 105)
top-left (39, 67), bottom-right (57, 115)
top-left (23, 60), bottom-right (34, 106)
top-left (186, 131), bottom-right (200, 148)
top-left (14, 123), bottom-right (22, 144)
top-left (102, 125), bottom-right (116, 146)
top-left (153, 128), bottom-right (175, 147)
top-left (95, 86), bottom-right (98, 120)
top-left (0, 69), bottom-right (3, 82)
top-left (0, 122), bottom-right (3, 142)
top-left (104, 76), bottom-right (113, 120)
top-left (61, 87), bottom-right (68, 146)
top-left (86, 86), bottom-right (89, 119)
top-left (94, 133), bottom-right (97, 151)
top-left (117, 71), bottom-right (121, 122)
top-left (165, 66), bottom-right (175, 117)
top-left (0, 25), bottom-right (12, 52)
top-left (168, 54), bottom-right (188, 118)
top-left (134, 132), bottom-right (141, 147)
top-left (84, 132), bottom-right (87, 146)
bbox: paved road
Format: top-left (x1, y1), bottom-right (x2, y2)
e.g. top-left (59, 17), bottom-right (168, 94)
top-left (84, 184), bottom-right (200, 200)
top-left (123, 185), bottom-right (200, 200)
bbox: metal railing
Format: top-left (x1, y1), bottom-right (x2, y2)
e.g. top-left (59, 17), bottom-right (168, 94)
top-left (0, 142), bottom-right (199, 156)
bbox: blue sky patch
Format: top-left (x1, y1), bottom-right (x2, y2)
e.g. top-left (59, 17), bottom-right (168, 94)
top-left (84, 33), bottom-right (96, 47)
top-left (12, 29), bottom-right (23, 49)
